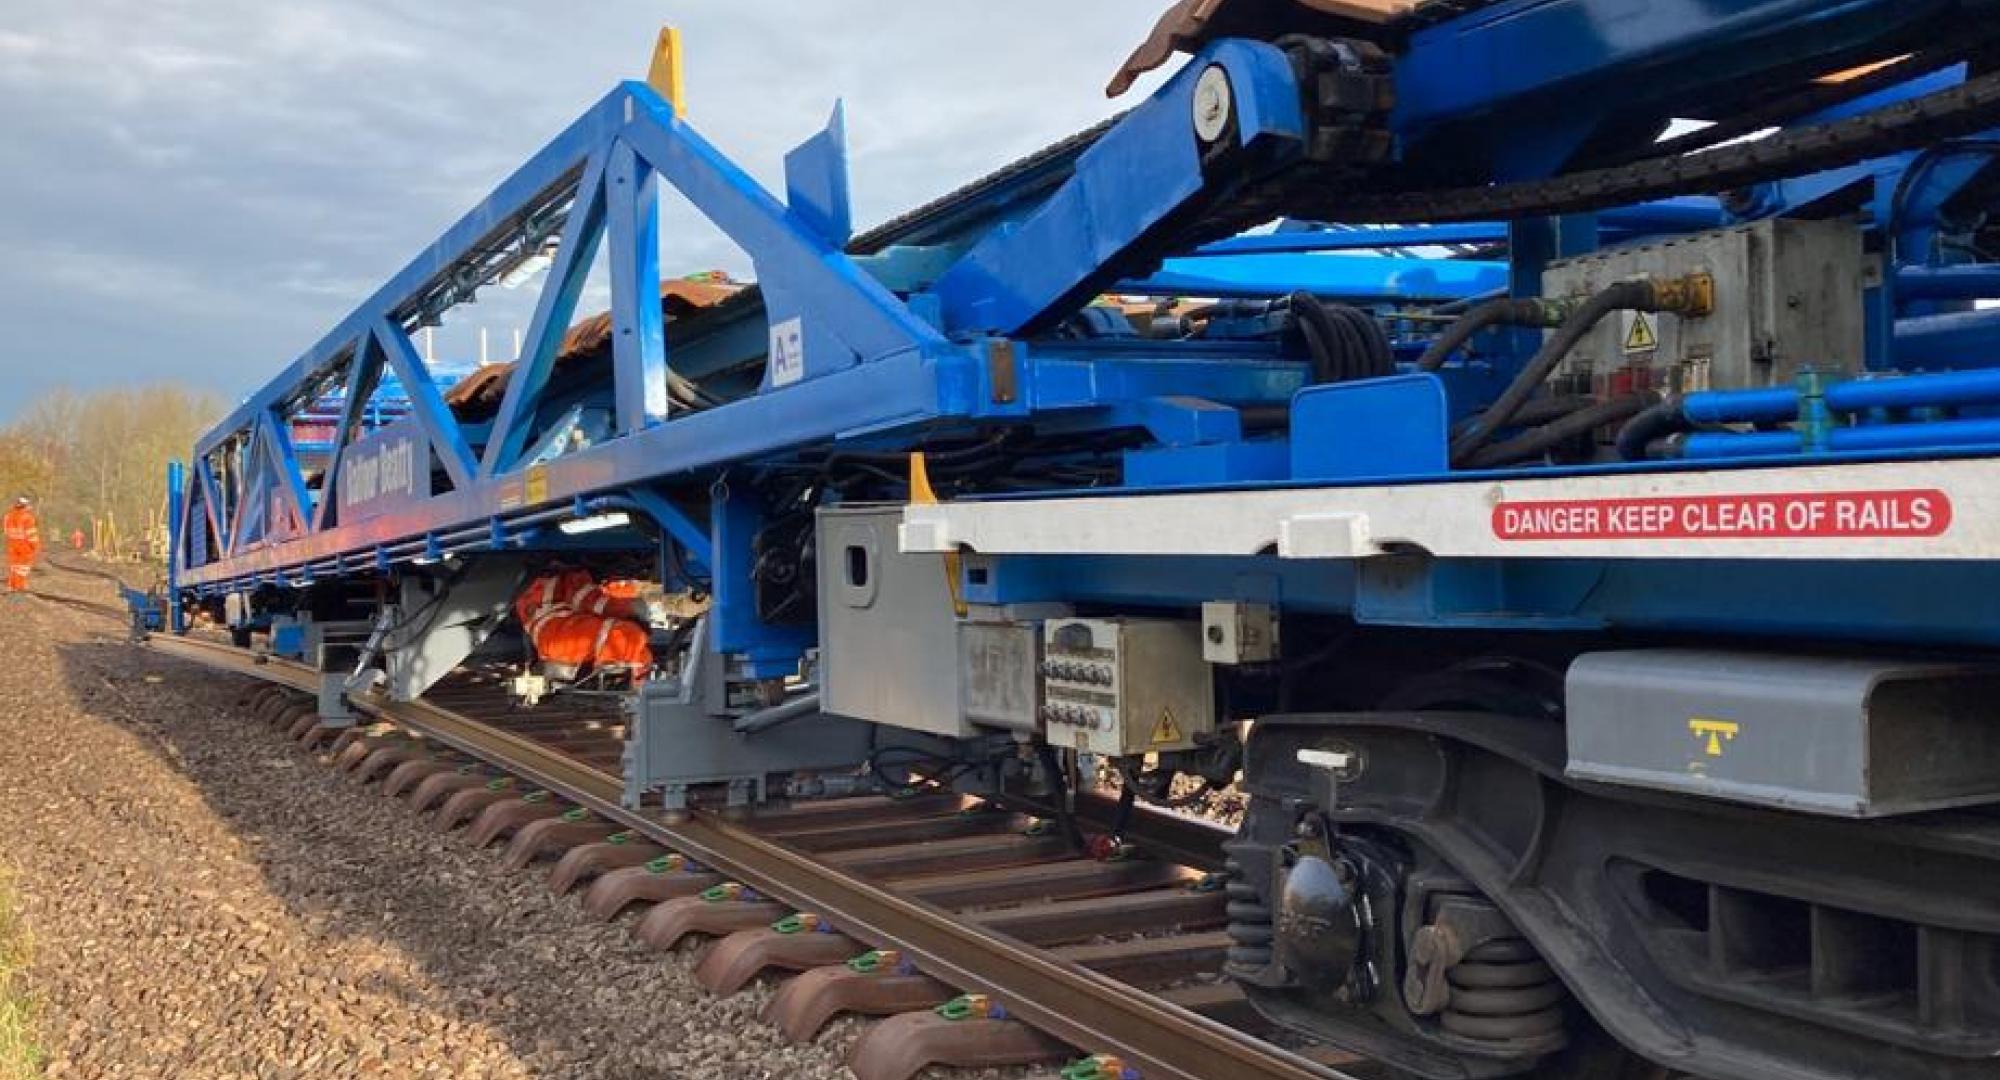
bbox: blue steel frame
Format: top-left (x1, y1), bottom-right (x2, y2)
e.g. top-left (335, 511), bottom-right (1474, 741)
top-left (1391, 0), bottom-right (1986, 179)
top-left (174, 41), bottom-right (1329, 616)
top-left (174, 1), bottom-right (2000, 662)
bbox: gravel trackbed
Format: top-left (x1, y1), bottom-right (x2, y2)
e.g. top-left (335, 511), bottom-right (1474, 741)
top-left (0, 570), bottom-right (861, 1079)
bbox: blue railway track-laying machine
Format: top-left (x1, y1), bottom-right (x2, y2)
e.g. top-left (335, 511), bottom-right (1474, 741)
top-left (162, 3), bottom-right (2000, 1077)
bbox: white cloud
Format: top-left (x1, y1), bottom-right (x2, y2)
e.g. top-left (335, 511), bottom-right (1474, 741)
top-left (0, 1), bottom-right (1172, 412)
top-left (0, 29), bottom-right (46, 56)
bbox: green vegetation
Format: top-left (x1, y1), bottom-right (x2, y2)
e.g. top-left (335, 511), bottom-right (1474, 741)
top-left (0, 873), bottom-right (40, 1079)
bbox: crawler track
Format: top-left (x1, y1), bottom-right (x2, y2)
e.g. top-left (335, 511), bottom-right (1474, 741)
top-left (143, 633), bottom-right (1371, 1080)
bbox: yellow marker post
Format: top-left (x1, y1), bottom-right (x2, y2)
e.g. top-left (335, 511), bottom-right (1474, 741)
top-left (910, 453), bottom-right (968, 617)
top-left (647, 26), bottom-right (685, 117)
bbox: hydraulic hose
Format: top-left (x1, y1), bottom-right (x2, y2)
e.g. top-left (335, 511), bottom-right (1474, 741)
top-left (1291, 292), bottom-right (1392, 383)
top-left (1416, 298), bottom-right (1568, 372)
top-left (1449, 394), bottom-right (1595, 440)
top-left (1463, 393), bottom-right (1655, 469)
top-left (1449, 276), bottom-right (1710, 467)
top-left (1615, 396), bottom-right (1690, 462)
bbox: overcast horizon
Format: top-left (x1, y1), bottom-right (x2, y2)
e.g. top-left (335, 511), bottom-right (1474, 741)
top-left (0, 2), bottom-right (1173, 420)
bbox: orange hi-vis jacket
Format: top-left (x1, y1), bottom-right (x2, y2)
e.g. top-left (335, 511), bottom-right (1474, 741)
top-left (513, 569), bottom-right (652, 678)
top-left (4, 507), bottom-right (40, 591)
top-left (517, 568), bottom-right (649, 623)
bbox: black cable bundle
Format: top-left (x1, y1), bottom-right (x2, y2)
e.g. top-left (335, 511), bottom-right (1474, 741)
top-left (1288, 291), bottom-right (1393, 384)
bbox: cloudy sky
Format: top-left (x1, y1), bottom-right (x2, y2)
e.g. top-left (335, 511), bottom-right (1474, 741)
top-left (0, 1), bottom-right (1174, 420)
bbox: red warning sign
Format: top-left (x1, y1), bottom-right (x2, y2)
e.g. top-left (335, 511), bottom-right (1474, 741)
top-left (1492, 489), bottom-right (1952, 542)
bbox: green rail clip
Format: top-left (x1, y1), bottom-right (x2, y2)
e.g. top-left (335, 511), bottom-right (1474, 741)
top-left (935, 993), bottom-right (1003, 1021)
top-left (845, 948), bottom-right (903, 974)
top-left (771, 913), bottom-right (823, 935)
top-left (1062, 1054), bottom-right (1138, 1080)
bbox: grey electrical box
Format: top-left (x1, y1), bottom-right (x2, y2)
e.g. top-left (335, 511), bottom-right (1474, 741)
top-left (819, 506), bottom-right (976, 738)
top-left (818, 506), bottom-right (1056, 738)
top-left (961, 620), bottom-right (1042, 733)
top-left (1566, 649), bottom-right (2000, 817)
top-left (1542, 219), bottom-right (1866, 395)
top-left (1202, 601), bottom-right (1280, 665)
top-left (1041, 617), bottom-right (1215, 757)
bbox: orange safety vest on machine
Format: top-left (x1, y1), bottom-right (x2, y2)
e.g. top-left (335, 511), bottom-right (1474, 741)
top-left (4, 505), bottom-right (40, 592)
top-left (512, 568), bottom-right (652, 680)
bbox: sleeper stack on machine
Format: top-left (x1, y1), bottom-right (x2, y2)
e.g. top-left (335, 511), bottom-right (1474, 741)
top-left (151, 3), bottom-right (2000, 1078)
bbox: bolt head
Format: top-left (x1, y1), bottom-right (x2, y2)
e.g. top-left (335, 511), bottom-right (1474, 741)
top-left (1192, 65), bottom-right (1234, 145)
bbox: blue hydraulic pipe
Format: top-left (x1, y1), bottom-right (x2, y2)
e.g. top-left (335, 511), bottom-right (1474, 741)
top-left (1683, 416), bottom-right (2000, 459)
top-left (1837, 417), bottom-right (2000, 451)
top-left (1827, 366), bottom-right (2000, 411)
top-left (1192, 201), bottom-right (1728, 258)
top-left (1680, 430), bottom-right (1802, 459)
top-left (1670, 366), bottom-right (2000, 427)
top-left (1631, 367), bottom-right (2000, 461)
top-left (1895, 265), bottom-right (2000, 302)
top-left (1198, 224), bottom-right (1505, 255)
top-left (1682, 386), bottom-right (1801, 424)
top-left (1133, 253), bottom-right (1507, 301)
top-left (1602, 198), bottom-right (1730, 233)
top-left (1896, 307), bottom-right (2000, 367)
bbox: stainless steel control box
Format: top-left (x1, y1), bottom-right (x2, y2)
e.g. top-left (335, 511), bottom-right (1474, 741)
top-left (1542, 219), bottom-right (1866, 394)
top-left (819, 506), bottom-right (978, 738)
top-left (1041, 617), bottom-right (1215, 757)
top-left (818, 506), bottom-right (1054, 738)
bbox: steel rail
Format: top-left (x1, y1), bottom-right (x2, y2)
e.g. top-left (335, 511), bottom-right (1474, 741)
top-left (142, 632), bottom-right (1358, 1080)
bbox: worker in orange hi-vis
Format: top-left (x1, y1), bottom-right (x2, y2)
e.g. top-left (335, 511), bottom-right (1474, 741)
top-left (519, 565), bottom-right (650, 623)
top-left (3, 497), bottom-right (41, 593)
top-left (512, 567), bottom-right (653, 681)
top-left (69, 528), bottom-right (84, 552)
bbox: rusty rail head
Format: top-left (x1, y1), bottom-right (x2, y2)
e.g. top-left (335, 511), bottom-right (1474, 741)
top-left (143, 631), bottom-right (1361, 1080)
top-left (654, 812), bottom-right (1355, 1080)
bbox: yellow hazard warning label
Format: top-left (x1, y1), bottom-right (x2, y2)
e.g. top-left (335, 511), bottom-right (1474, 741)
top-left (1689, 718), bottom-right (1740, 757)
top-left (1622, 311), bottom-right (1658, 354)
top-left (1150, 708), bottom-right (1184, 746)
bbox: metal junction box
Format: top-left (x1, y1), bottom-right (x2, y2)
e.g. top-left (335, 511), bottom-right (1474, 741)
top-left (1041, 617), bottom-right (1216, 757)
top-left (1543, 219), bottom-right (1866, 395)
top-left (1202, 601), bottom-right (1280, 665)
top-left (818, 506), bottom-right (1053, 738)
top-left (1566, 649), bottom-right (2000, 817)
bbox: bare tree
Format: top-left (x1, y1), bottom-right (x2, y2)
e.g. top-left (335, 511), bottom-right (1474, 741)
top-left (1, 386), bottom-right (222, 560)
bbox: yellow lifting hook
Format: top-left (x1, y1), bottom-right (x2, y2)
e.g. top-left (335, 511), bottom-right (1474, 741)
top-left (911, 453), bottom-right (969, 618)
top-left (648, 26), bottom-right (686, 117)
